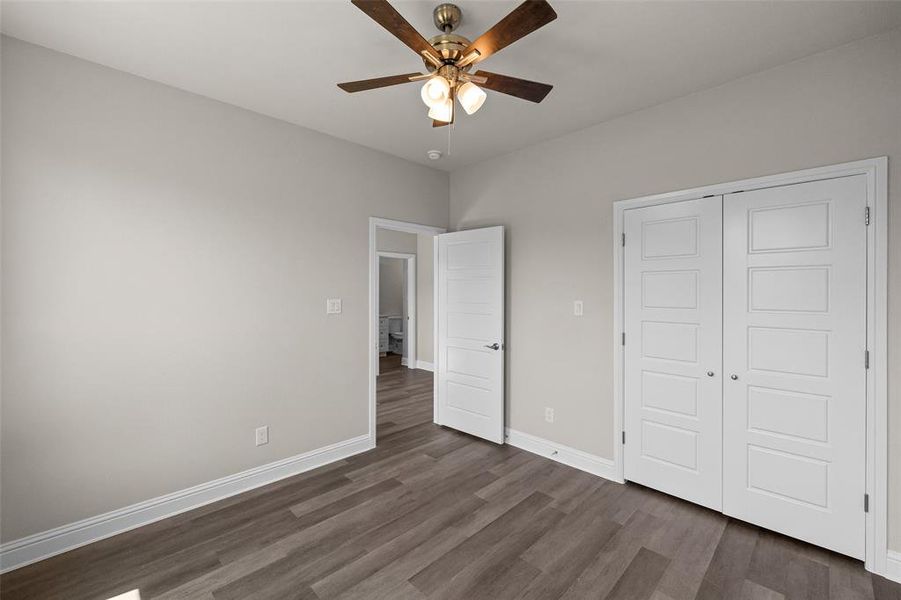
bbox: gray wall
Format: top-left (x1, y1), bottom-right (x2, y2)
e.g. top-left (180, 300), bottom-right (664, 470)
top-left (416, 234), bottom-right (435, 365)
top-left (378, 257), bottom-right (405, 318)
top-left (375, 228), bottom-right (417, 254)
top-left (0, 37), bottom-right (449, 542)
top-left (450, 29), bottom-right (901, 549)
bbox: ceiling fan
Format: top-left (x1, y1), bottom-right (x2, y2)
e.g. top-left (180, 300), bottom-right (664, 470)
top-left (337, 0), bottom-right (556, 127)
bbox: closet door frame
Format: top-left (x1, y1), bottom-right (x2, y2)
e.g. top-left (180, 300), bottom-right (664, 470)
top-left (612, 157), bottom-right (888, 577)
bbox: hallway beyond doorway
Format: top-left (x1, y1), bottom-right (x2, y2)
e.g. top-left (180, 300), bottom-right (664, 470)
top-left (377, 355), bottom-right (433, 443)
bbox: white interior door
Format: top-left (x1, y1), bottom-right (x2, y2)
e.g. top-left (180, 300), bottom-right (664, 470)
top-left (624, 197), bottom-right (723, 510)
top-left (436, 226), bottom-right (505, 444)
top-left (723, 175), bottom-right (868, 558)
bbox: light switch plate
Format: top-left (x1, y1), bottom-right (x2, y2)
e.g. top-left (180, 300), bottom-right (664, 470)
top-left (326, 298), bottom-right (342, 314)
top-left (573, 300), bottom-right (584, 317)
top-left (255, 426), bottom-right (269, 446)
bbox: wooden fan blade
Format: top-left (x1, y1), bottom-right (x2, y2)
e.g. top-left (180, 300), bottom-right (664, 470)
top-left (433, 120), bottom-right (449, 128)
top-left (460, 0), bottom-right (556, 66)
top-left (474, 70), bottom-right (553, 103)
top-left (351, 0), bottom-right (443, 64)
top-left (337, 72), bottom-right (423, 93)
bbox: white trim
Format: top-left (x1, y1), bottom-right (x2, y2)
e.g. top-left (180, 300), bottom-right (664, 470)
top-left (0, 433), bottom-right (372, 574)
top-left (416, 360), bottom-right (434, 372)
top-left (433, 234), bottom-right (440, 425)
top-left (377, 251), bottom-right (417, 258)
top-left (370, 218), bottom-right (446, 444)
top-left (885, 551), bottom-right (901, 584)
top-left (611, 157), bottom-right (889, 577)
top-left (505, 428), bottom-right (620, 482)
top-left (867, 157), bottom-right (889, 577)
top-left (612, 200), bottom-right (625, 485)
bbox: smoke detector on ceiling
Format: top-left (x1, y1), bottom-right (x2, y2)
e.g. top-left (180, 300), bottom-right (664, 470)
top-left (427, 149), bottom-right (443, 160)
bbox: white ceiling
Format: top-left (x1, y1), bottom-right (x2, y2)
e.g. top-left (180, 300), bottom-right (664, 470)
top-left (4, 1), bottom-right (901, 171)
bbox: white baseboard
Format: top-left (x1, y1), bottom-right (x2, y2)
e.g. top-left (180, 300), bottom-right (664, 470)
top-left (885, 550), bottom-right (901, 584)
top-left (505, 428), bottom-right (622, 483)
top-left (415, 360), bottom-right (434, 372)
top-left (0, 433), bottom-right (373, 574)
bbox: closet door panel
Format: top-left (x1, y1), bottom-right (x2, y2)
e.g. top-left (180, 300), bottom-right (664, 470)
top-left (722, 175), bottom-right (867, 559)
top-left (623, 196), bottom-right (723, 511)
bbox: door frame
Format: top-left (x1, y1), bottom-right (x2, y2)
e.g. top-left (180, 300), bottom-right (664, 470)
top-left (612, 157), bottom-right (888, 575)
top-left (369, 217), bottom-right (446, 447)
top-left (377, 251), bottom-right (417, 369)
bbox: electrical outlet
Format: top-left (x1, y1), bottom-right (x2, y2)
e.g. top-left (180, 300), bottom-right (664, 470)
top-left (255, 426), bottom-right (269, 446)
top-left (544, 407), bottom-right (555, 423)
top-left (573, 300), bottom-right (584, 316)
top-left (326, 298), bottom-right (342, 314)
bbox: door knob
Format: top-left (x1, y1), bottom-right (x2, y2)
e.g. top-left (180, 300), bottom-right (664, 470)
top-left (484, 343), bottom-right (500, 351)
top-left (707, 371), bottom-right (715, 377)
top-left (730, 374), bottom-right (739, 381)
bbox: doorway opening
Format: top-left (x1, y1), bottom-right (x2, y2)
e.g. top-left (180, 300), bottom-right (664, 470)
top-left (369, 218), bottom-right (445, 446)
top-left (377, 252), bottom-right (416, 371)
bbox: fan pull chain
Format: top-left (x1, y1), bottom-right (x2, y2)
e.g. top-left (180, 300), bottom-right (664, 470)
top-left (447, 120), bottom-right (453, 156)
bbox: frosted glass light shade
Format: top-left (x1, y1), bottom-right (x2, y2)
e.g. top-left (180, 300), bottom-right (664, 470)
top-left (428, 98), bottom-right (453, 123)
top-left (457, 81), bottom-right (487, 115)
top-left (420, 77), bottom-right (450, 108)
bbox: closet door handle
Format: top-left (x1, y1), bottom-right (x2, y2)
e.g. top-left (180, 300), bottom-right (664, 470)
top-left (730, 374), bottom-right (739, 381)
top-left (707, 371), bottom-right (715, 377)
top-left (484, 343), bottom-right (500, 351)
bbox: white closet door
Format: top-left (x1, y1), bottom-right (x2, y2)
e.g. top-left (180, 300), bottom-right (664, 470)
top-left (722, 175), bottom-right (867, 559)
top-left (624, 197), bottom-right (723, 510)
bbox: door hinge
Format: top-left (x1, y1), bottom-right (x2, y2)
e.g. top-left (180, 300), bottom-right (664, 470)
top-left (865, 350), bottom-right (870, 369)
top-left (864, 493), bottom-right (869, 512)
top-left (865, 206), bottom-right (871, 226)
top-left (622, 431), bottom-right (626, 444)
top-left (621, 233), bottom-right (626, 247)
top-left (622, 332), bottom-right (626, 346)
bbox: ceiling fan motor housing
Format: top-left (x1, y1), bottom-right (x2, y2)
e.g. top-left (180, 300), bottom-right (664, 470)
top-left (426, 34), bottom-right (472, 68)
top-left (423, 4), bottom-right (472, 71)
top-left (433, 3), bottom-right (461, 32)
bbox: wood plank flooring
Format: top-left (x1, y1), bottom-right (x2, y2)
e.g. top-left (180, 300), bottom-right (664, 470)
top-left (2, 355), bottom-right (899, 600)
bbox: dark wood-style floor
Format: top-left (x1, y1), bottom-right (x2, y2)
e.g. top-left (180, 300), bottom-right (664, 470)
top-left (2, 355), bottom-right (899, 600)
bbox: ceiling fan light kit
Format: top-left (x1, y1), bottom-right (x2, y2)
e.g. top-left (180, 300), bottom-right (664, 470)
top-left (338, 0), bottom-right (557, 127)
top-left (456, 81), bottom-right (487, 115)
top-left (428, 97), bottom-right (454, 122)
top-left (420, 76), bottom-right (451, 108)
